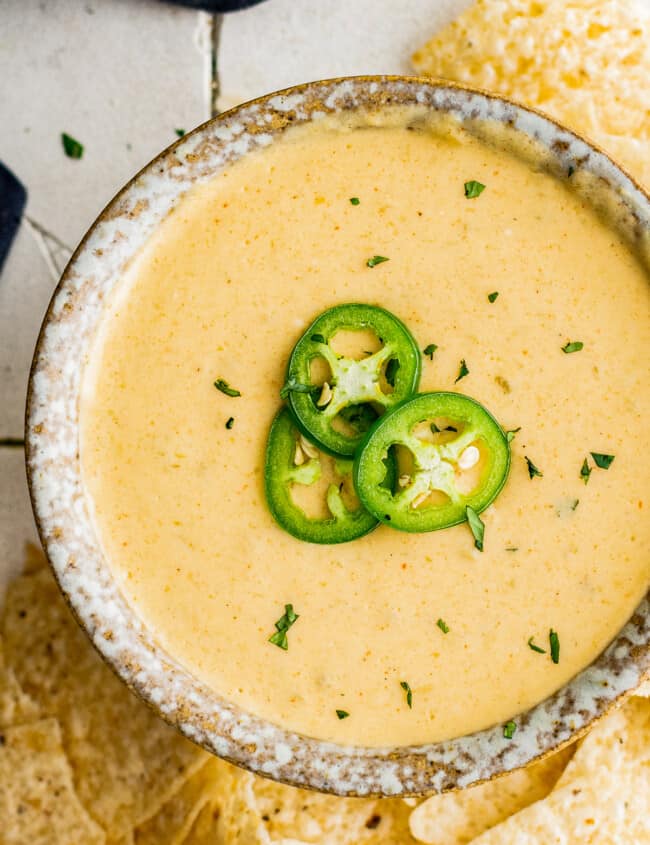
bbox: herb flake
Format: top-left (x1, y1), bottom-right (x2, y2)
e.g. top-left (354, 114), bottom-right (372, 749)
top-left (423, 343), bottom-right (438, 360)
top-left (464, 180), bottom-right (486, 198)
top-left (310, 333), bottom-right (326, 344)
top-left (466, 505), bottom-right (484, 552)
top-left (366, 255), bottom-right (389, 268)
top-left (488, 291), bottom-right (499, 303)
top-left (528, 636), bottom-right (546, 654)
top-left (503, 720), bottom-right (517, 739)
top-left (591, 452), bottom-right (615, 469)
top-left (549, 629), bottom-right (560, 664)
top-left (175, 128), bottom-right (186, 138)
top-left (400, 681), bottom-right (413, 709)
top-left (280, 377), bottom-right (313, 400)
top-left (61, 133), bottom-right (84, 159)
top-left (562, 341), bottom-right (584, 354)
top-left (349, 197), bottom-right (360, 206)
top-left (525, 456), bottom-right (543, 479)
top-left (506, 427), bottom-right (521, 443)
top-left (454, 359), bottom-right (469, 383)
top-left (225, 417), bottom-right (235, 429)
top-left (336, 709), bottom-right (350, 719)
top-left (268, 604), bottom-right (299, 650)
top-left (580, 458), bottom-right (592, 484)
top-left (214, 378), bottom-right (241, 397)
top-left (436, 618), bottom-right (450, 634)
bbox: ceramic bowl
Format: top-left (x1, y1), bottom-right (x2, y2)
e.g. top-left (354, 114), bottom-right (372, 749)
top-left (25, 76), bottom-right (650, 796)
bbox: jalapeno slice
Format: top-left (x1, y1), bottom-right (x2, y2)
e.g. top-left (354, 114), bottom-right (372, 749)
top-left (284, 304), bottom-right (421, 457)
top-left (353, 392), bottom-right (510, 532)
top-left (265, 408), bottom-right (393, 544)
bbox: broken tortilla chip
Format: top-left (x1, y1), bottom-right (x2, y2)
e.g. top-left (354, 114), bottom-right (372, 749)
top-left (1, 569), bottom-right (207, 839)
top-left (409, 744), bottom-right (574, 844)
top-left (135, 756), bottom-right (228, 845)
top-left (0, 637), bottom-right (39, 728)
top-left (468, 696), bottom-right (650, 843)
top-left (412, 0), bottom-right (650, 189)
top-left (0, 717), bottom-right (105, 845)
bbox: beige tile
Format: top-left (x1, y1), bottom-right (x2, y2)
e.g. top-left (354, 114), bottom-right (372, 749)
top-left (0, 0), bottom-right (211, 249)
top-left (0, 446), bottom-right (39, 600)
top-left (0, 222), bottom-right (56, 439)
top-left (217, 0), bottom-right (474, 110)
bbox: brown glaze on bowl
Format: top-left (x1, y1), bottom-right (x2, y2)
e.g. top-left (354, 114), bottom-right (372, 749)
top-left (25, 76), bottom-right (650, 796)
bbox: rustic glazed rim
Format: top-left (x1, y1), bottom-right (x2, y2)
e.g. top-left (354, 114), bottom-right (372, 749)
top-left (25, 76), bottom-right (650, 797)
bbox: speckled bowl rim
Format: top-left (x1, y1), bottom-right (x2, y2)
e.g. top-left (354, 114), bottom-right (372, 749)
top-left (25, 76), bottom-right (650, 797)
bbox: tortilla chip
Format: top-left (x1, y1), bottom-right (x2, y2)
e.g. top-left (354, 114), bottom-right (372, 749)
top-left (1, 569), bottom-right (207, 839)
top-left (135, 757), bottom-right (228, 845)
top-left (554, 694), bottom-right (650, 789)
top-left (0, 637), bottom-right (40, 728)
top-left (181, 761), bottom-right (270, 845)
top-left (412, 0), bottom-right (650, 189)
top-left (469, 696), bottom-right (650, 843)
top-left (409, 744), bottom-right (574, 844)
top-left (0, 717), bottom-right (105, 844)
top-left (253, 775), bottom-right (417, 845)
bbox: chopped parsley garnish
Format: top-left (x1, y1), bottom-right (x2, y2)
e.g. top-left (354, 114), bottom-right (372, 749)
top-left (400, 681), bottom-right (413, 709)
top-left (436, 618), bottom-right (450, 634)
top-left (423, 343), bottom-right (438, 360)
top-left (214, 378), bottom-right (241, 397)
top-left (336, 709), bottom-right (350, 719)
top-left (466, 505), bottom-right (484, 552)
top-left (571, 498), bottom-right (580, 511)
top-left (503, 720), bottom-right (517, 739)
top-left (528, 636), bottom-right (546, 654)
top-left (580, 458), bottom-right (592, 484)
top-left (279, 377), bottom-right (313, 399)
top-left (349, 197), bottom-right (360, 205)
top-left (562, 341), bottom-right (584, 354)
top-left (506, 427), bottom-right (521, 443)
top-left (464, 180), bottom-right (486, 198)
top-left (225, 417), bottom-right (235, 429)
top-left (61, 133), bottom-right (84, 159)
top-left (568, 165), bottom-right (575, 177)
top-left (591, 452), bottom-right (615, 469)
top-left (175, 128), bottom-right (186, 137)
top-left (268, 604), bottom-right (299, 650)
top-left (366, 255), bottom-right (389, 268)
top-left (525, 457), bottom-right (543, 479)
top-left (454, 359), bottom-right (469, 383)
top-left (310, 333), bottom-right (326, 344)
top-left (385, 358), bottom-right (400, 386)
top-left (549, 629), bottom-right (560, 664)
top-left (487, 291), bottom-right (499, 303)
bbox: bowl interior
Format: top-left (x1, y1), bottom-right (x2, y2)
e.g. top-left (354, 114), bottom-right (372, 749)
top-left (25, 76), bottom-right (650, 796)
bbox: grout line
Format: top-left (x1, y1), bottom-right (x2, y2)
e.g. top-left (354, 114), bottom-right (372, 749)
top-left (0, 438), bottom-right (25, 448)
top-left (23, 215), bottom-right (73, 282)
top-left (210, 13), bottom-right (223, 117)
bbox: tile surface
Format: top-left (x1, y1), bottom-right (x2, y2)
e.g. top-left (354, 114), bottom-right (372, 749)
top-left (217, 0), bottom-right (473, 109)
top-left (0, 447), bottom-right (39, 599)
top-left (0, 0), bottom-right (211, 439)
top-left (0, 222), bottom-right (58, 439)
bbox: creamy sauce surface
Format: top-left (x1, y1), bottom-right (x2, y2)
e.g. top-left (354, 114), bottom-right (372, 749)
top-left (81, 117), bottom-right (650, 746)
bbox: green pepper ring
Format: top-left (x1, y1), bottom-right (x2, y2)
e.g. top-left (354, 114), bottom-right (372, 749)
top-left (265, 408), bottom-right (394, 544)
top-left (285, 304), bottom-right (421, 458)
top-left (353, 392), bottom-right (511, 533)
